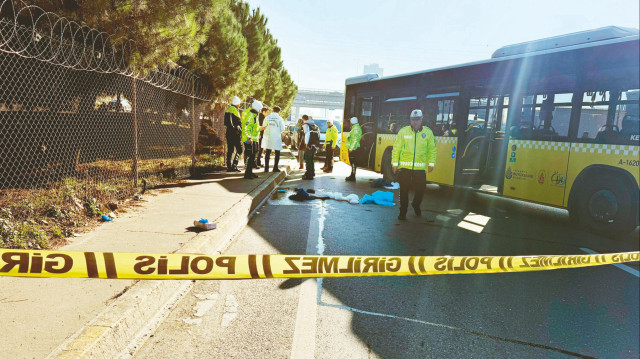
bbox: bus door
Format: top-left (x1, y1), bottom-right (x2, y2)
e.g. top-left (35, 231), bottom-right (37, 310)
top-left (424, 93), bottom-right (459, 186)
top-left (458, 96), bottom-right (509, 192)
top-left (341, 92), bottom-right (379, 166)
top-left (376, 96), bottom-right (419, 179)
top-left (355, 96), bottom-right (379, 169)
top-left (503, 93), bottom-right (574, 206)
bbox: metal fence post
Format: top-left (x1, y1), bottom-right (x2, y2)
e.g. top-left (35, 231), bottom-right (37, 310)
top-left (132, 77), bottom-right (139, 188)
top-left (192, 78), bottom-right (196, 168)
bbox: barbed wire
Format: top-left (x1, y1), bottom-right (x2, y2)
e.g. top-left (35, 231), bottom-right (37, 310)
top-left (0, 0), bottom-right (210, 100)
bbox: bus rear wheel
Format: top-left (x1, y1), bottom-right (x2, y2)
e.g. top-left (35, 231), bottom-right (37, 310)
top-left (381, 148), bottom-right (395, 182)
top-left (570, 172), bottom-right (637, 238)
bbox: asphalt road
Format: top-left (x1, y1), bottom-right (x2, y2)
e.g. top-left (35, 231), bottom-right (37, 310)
top-left (133, 158), bottom-right (639, 359)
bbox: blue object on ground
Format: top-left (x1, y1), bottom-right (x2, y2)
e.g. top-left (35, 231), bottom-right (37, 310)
top-left (359, 191), bottom-right (395, 206)
top-left (199, 218), bottom-right (209, 223)
top-left (101, 215), bottom-right (113, 222)
top-left (278, 189), bottom-right (286, 193)
top-left (289, 188), bottom-right (312, 201)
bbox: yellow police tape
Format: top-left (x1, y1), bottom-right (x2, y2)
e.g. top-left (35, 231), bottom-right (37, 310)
top-left (0, 249), bottom-right (638, 280)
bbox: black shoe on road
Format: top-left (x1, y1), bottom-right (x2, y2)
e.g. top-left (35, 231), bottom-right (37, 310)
top-left (345, 175), bottom-right (356, 182)
top-left (243, 175), bottom-right (254, 179)
top-left (398, 213), bottom-right (407, 220)
top-left (231, 166), bottom-right (241, 172)
top-left (273, 168), bottom-right (281, 172)
top-left (413, 206), bottom-right (421, 217)
top-left (252, 174), bottom-right (259, 178)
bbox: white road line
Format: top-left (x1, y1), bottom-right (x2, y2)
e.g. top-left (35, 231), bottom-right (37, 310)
top-left (290, 202), bottom-right (327, 359)
top-left (580, 248), bottom-right (640, 277)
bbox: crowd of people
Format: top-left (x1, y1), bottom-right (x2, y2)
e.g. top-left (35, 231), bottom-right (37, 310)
top-left (224, 96), bottom-right (437, 220)
top-left (224, 97), bottom-right (287, 179)
top-left (224, 97), bottom-right (343, 181)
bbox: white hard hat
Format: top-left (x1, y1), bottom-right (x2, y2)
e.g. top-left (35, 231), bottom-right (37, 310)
top-left (252, 100), bottom-right (263, 112)
top-left (231, 96), bottom-right (241, 106)
top-left (350, 117), bottom-right (358, 124)
top-left (410, 109), bottom-right (423, 119)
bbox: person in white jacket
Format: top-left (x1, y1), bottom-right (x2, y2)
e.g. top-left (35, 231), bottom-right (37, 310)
top-left (262, 106), bottom-right (286, 172)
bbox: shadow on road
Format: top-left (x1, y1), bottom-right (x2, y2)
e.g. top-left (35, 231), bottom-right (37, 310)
top-left (244, 161), bottom-right (639, 358)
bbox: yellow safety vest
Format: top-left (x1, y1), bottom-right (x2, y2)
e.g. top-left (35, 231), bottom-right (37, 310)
top-left (325, 125), bottom-right (339, 147)
top-left (391, 126), bottom-right (437, 170)
top-left (241, 110), bottom-right (259, 142)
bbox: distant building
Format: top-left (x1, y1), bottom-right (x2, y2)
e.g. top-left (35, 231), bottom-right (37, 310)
top-left (363, 63), bottom-right (383, 76)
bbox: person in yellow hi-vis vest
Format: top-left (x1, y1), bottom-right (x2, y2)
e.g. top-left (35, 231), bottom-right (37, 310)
top-left (392, 109), bottom-right (437, 220)
top-left (345, 117), bottom-right (363, 181)
top-left (241, 100), bottom-right (262, 179)
top-left (321, 120), bottom-right (339, 173)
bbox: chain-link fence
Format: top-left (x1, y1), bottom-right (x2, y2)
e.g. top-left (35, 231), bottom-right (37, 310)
top-left (0, 2), bottom-right (222, 248)
top-left (1, 2), bottom-right (215, 197)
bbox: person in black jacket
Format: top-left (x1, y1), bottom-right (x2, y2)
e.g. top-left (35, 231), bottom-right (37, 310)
top-left (224, 96), bottom-right (243, 172)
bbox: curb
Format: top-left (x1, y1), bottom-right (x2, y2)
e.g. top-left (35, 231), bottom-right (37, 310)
top-left (47, 152), bottom-right (294, 359)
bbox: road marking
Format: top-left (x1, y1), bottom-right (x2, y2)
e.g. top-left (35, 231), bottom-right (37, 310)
top-left (580, 248), bottom-right (639, 277)
top-left (290, 202), bottom-right (326, 359)
top-left (221, 294), bottom-right (238, 327)
top-left (316, 300), bottom-right (592, 358)
top-left (193, 294), bottom-right (218, 317)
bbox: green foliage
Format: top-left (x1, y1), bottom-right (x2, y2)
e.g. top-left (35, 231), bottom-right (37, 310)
top-left (0, 217), bottom-right (22, 248)
top-left (0, 211), bottom-right (49, 249)
top-left (26, 0), bottom-right (298, 112)
top-left (18, 223), bottom-right (49, 249)
top-left (51, 226), bottom-right (63, 238)
top-left (46, 205), bottom-right (63, 219)
top-left (180, 3), bottom-right (248, 99)
top-left (85, 200), bottom-right (102, 218)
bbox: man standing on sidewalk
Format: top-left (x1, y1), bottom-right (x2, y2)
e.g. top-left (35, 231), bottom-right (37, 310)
top-left (345, 117), bottom-right (362, 181)
top-left (392, 109), bottom-right (437, 220)
top-left (302, 116), bottom-right (320, 180)
top-left (224, 96), bottom-right (243, 172)
top-left (262, 106), bottom-right (286, 172)
top-left (321, 120), bottom-right (339, 173)
top-left (241, 100), bottom-right (262, 179)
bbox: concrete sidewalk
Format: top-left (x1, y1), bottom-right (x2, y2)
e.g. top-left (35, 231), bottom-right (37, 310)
top-left (0, 151), bottom-right (295, 359)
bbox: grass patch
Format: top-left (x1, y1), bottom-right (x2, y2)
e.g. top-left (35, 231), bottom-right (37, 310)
top-left (0, 151), bottom-right (224, 249)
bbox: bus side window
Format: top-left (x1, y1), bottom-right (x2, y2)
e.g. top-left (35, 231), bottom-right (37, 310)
top-left (424, 100), bottom-right (440, 135)
top-left (515, 95), bottom-right (536, 140)
top-left (439, 99), bottom-right (457, 137)
top-left (614, 89), bottom-right (640, 145)
top-left (516, 94), bottom-right (572, 141)
top-left (533, 93), bottom-right (572, 141)
top-left (577, 91), bottom-right (610, 143)
top-left (380, 99), bottom-right (416, 132)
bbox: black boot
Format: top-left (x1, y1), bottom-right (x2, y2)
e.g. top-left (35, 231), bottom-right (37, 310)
top-left (413, 205), bottom-right (421, 217)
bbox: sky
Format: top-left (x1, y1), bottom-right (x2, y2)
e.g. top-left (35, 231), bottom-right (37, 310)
top-left (246, 0), bottom-right (640, 92)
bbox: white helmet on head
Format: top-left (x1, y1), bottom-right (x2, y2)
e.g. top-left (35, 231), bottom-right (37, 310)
top-left (252, 100), bottom-right (263, 112)
top-left (231, 96), bottom-right (241, 106)
top-left (350, 117), bottom-right (358, 125)
top-left (410, 109), bottom-right (423, 119)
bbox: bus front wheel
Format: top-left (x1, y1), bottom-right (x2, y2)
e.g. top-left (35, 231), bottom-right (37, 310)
top-left (570, 172), bottom-right (637, 238)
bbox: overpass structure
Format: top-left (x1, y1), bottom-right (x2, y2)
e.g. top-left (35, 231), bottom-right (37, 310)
top-left (289, 88), bottom-right (344, 122)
